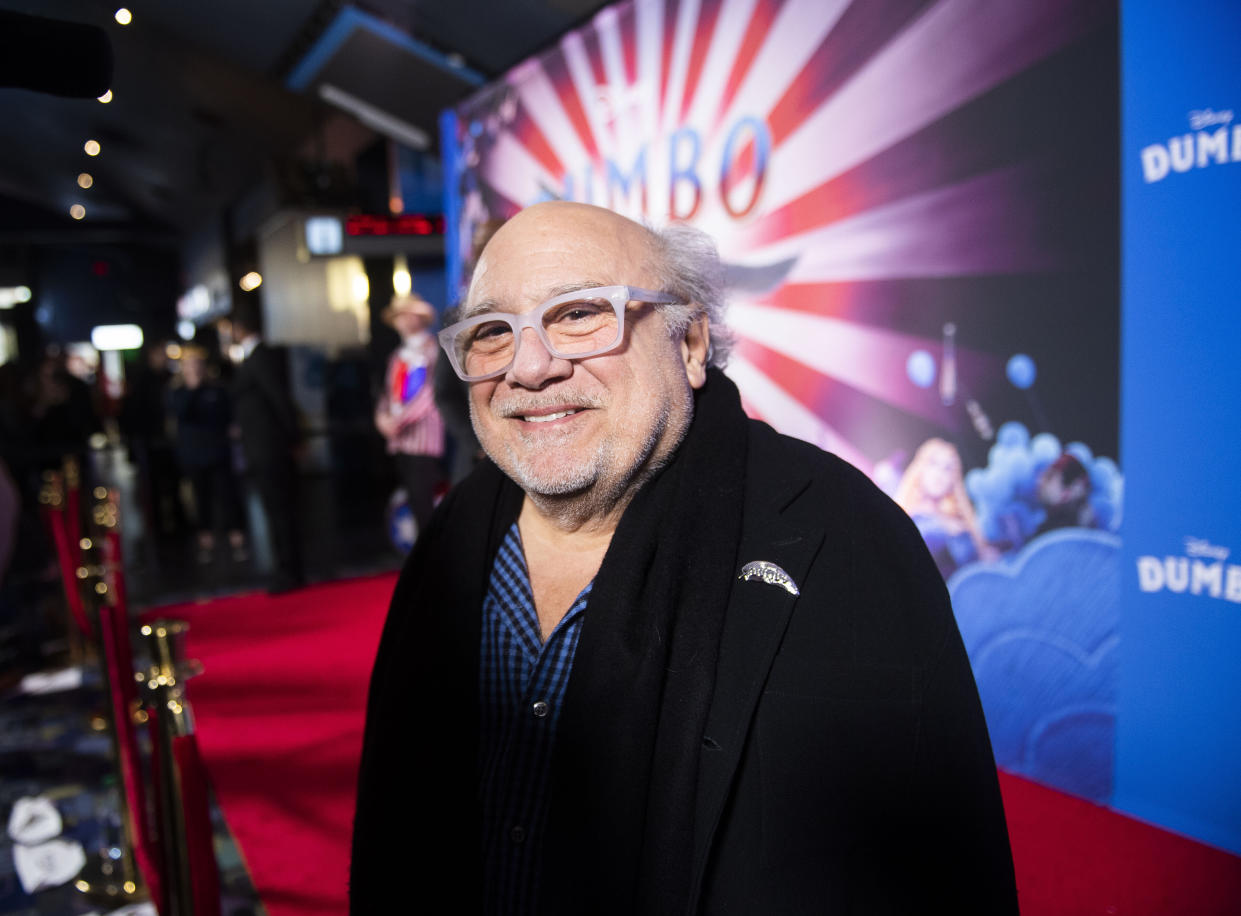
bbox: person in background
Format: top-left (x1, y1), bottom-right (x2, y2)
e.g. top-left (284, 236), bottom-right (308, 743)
top-left (374, 293), bottom-right (445, 538)
top-left (434, 218), bottom-right (507, 484)
top-left (168, 346), bottom-right (247, 566)
top-left (26, 351), bottom-right (102, 476)
top-left (432, 303), bottom-right (482, 484)
top-left (0, 458), bottom-right (17, 584)
top-left (119, 342), bottom-right (184, 539)
top-left (229, 305), bottom-right (305, 594)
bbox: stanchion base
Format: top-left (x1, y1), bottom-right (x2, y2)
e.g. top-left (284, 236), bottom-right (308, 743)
top-left (72, 861), bottom-right (149, 905)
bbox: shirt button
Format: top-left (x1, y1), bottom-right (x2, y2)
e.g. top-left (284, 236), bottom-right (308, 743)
top-left (531, 700), bottom-right (549, 719)
top-left (510, 825), bottom-right (526, 844)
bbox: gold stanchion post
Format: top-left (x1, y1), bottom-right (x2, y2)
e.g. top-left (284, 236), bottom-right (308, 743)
top-left (139, 619), bottom-right (219, 916)
top-left (71, 536), bottom-right (150, 907)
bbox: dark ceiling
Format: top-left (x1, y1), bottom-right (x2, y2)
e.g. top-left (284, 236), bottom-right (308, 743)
top-left (0, 0), bottom-right (608, 242)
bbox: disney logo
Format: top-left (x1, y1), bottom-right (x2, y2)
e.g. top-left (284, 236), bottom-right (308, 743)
top-left (1188, 108), bottom-right (1234, 130)
top-left (1184, 536), bottom-right (1230, 561)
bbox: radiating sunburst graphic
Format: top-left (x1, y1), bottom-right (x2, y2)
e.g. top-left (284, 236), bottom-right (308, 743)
top-left (448, 0), bottom-right (1117, 476)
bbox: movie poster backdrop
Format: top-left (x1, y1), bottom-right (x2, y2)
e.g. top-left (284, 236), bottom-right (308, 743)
top-left (442, 0), bottom-right (1121, 806)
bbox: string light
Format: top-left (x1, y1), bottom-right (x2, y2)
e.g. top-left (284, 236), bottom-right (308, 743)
top-left (78, 173), bottom-right (93, 189)
top-left (97, 89), bottom-right (113, 103)
top-left (70, 204), bottom-right (86, 220)
top-left (84, 139), bottom-right (100, 157)
top-left (114, 8), bottom-right (132, 26)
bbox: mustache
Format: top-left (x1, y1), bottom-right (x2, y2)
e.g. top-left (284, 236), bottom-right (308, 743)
top-left (491, 390), bottom-right (606, 418)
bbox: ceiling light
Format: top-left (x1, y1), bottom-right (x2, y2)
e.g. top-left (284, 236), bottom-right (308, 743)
top-left (238, 271), bottom-right (262, 292)
top-left (70, 204), bottom-right (86, 220)
top-left (97, 90), bottom-right (113, 104)
top-left (0, 286), bottom-right (32, 309)
top-left (78, 173), bottom-right (93, 189)
top-left (114, 8), bottom-right (132, 26)
top-left (84, 139), bottom-right (100, 157)
top-left (392, 256), bottom-right (412, 296)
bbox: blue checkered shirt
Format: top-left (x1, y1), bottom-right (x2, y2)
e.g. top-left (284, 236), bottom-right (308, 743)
top-left (479, 522), bottom-right (591, 915)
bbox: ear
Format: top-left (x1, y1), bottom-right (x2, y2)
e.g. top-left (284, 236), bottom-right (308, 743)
top-left (681, 313), bottom-right (710, 389)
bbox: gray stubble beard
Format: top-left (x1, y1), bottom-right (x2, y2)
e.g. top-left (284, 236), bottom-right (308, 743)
top-left (471, 386), bottom-right (693, 527)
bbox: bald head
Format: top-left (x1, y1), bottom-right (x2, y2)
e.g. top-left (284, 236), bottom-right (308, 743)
top-left (468, 202), bottom-right (732, 369)
top-left (468, 202), bottom-right (661, 310)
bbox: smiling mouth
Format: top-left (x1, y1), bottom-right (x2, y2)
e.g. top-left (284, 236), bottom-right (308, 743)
top-left (520, 409), bottom-right (580, 423)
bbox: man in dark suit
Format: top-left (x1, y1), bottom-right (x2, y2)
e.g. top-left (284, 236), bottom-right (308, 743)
top-left (351, 203), bottom-right (1017, 913)
top-left (229, 305), bottom-right (305, 594)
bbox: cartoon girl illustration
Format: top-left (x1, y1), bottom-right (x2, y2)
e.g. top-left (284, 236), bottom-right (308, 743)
top-left (894, 438), bottom-right (995, 579)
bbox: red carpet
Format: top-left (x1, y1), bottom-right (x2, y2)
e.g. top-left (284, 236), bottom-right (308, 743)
top-left (150, 574), bottom-right (1241, 915)
top-left (999, 772), bottom-right (1241, 914)
top-left (148, 574), bottom-right (397, 916)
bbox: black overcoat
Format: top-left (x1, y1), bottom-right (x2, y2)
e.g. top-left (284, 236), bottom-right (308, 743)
top-left (351, 388), bottom-right (1017, 914)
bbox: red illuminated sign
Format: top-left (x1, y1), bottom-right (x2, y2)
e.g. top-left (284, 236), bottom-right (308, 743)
top-left (345, 214), bottom-right (444, 236)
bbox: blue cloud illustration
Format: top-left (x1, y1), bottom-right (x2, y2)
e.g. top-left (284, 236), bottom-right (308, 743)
top-left (949, 528), bottom-right (1120, 801)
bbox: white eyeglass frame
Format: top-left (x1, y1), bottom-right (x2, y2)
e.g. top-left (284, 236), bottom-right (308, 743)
top-left (438, 285), bottom-right (682, 382)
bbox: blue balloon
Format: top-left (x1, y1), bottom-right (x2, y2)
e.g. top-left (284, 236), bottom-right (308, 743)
top-left (1030, 433), bottom-right (1062, 465)
top-left (906, 350), bottom-right (937, 388)
top-left (1007, 353), bottom-right (1037, 389)
top-left (996, 421), bottom-right (1030, 449)
top-left (1066, 441), bottom-right (1094, 465)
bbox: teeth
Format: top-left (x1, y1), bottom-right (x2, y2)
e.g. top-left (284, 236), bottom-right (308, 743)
top-left (522, 410), bottom-right (577, 423)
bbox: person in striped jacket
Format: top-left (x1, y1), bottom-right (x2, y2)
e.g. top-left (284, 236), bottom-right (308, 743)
top-left (374, 293), bottom-right (446, 539)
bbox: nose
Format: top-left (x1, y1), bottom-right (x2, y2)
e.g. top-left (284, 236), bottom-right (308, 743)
top-left (504, 326), bottom-right (573, 388)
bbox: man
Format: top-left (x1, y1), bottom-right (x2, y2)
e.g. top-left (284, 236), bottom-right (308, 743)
top-left (351, 202), bottom-right (1017, 914)
top-left (374, 293), bottom-right (446, 536)
top-left (169, 346), bottom-right (247, 565)
top-left (229, 305), bottom-right (305, 593)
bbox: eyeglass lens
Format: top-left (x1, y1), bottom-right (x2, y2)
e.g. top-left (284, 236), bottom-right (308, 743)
top-left (455, 296), bottom-right (620, 377)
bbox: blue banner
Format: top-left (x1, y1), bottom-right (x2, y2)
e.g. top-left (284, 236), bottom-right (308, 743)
top-left (1116, 0), bottom-right (1241, 855)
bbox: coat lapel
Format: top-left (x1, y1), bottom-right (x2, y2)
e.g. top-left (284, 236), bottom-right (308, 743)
top-left (688, 426), bottom-right (827, 909)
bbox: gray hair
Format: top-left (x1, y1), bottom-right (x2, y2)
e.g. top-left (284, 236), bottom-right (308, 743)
top-left (649, 223), bottom-right (734, 368)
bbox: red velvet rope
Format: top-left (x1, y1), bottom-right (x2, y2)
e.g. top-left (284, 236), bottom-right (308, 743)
top-left (98, 601), bottom-right (164, 906)
top-left (64, 478), bottom-right (81, 556)
top-left (145, 708), bottom-right (170, 916)
top-left (102, 528), bottom-right (129, 639)
top-left (173, 733), bottom-right (222, 916)
top-left (40, 504), bottom-right (92, 637)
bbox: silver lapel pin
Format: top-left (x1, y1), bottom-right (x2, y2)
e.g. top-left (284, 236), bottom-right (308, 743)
top-left (738, 560), bottom-right (800, 596)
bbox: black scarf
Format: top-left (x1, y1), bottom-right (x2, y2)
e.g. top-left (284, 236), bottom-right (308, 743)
top-left (350, 369), bottom-right (750, 914)
top-left (539, 367), bottom-right (749, 914)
